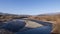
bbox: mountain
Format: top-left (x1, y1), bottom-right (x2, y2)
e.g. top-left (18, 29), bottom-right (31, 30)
top-left (37, 12), bottom-right (60, 16)
top-left (0, 12), bottom-right (19, 16)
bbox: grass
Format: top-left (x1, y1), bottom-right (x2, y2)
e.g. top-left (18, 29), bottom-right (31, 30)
top-left (0, 15), bottom-right (60, 34)
top-left (29, 15), bottom-right (60, 34)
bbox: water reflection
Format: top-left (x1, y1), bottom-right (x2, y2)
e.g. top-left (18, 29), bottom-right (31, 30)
top-left (1, 20), bottom-right (26, 32)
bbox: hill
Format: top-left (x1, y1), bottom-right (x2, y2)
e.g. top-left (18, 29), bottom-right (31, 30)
top-left (28, 13), bottom-right (60, 34)
top-left (0, 12), bottom-right (30, 22)
top-left (0, 12), bottom-right (60, 34)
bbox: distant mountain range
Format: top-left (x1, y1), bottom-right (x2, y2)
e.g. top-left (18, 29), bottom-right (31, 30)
top-left (0, 12), bottom-right (60, 16)
top-left (0, 12), bottom-right (31, 18)
top-left (37, 12), bottom-right (60, 16)
top-left (0, 12), bottom-right (19, 16)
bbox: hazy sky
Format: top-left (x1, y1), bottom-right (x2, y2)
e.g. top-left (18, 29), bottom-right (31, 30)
top-left (0, 0), bottom-right (60, 15)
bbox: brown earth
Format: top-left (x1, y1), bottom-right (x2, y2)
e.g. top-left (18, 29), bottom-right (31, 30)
top-left (0, 15), bottom-right (60, 34)
top-left (28, 15), bottom-right (60, 34)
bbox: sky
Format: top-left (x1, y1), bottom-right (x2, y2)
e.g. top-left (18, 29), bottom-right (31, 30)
top-left (0, 0), bottom-right (60, 15)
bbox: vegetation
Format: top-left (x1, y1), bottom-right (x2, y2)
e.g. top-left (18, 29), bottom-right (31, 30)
top-left (29, 15), bottom-right (60, 34)
top-left (0, 14), bottom-right (60, 34)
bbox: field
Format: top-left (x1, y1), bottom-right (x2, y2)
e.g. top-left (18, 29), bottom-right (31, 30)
top-left (0, 14), bottom-right (60, 34)
top-left (29, 15), bottom-right (60, 34)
